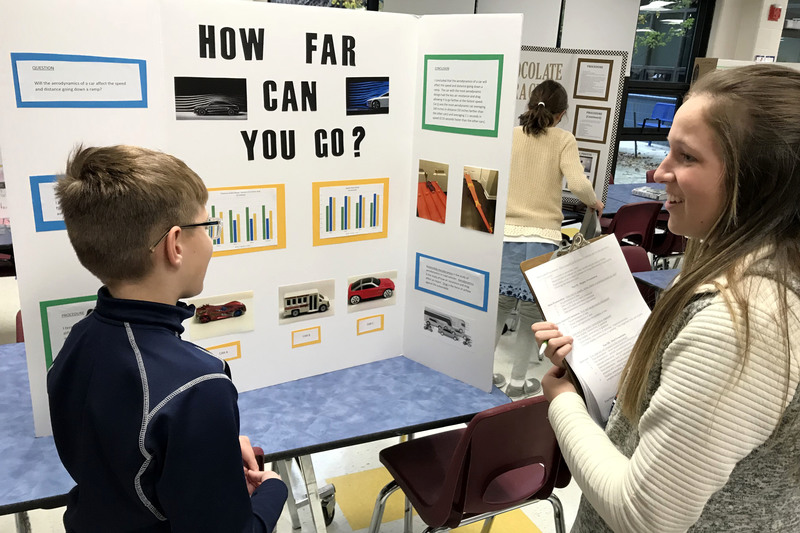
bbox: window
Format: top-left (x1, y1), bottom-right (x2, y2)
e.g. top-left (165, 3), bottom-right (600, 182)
top-left (268, 0), bottom-right (382, 9)
top-left (777, 2), bottom-right (800, 63)
top-left (632, 0), bottom-right (702, 83)
top-left (612, 0), bottom-right (715, 183)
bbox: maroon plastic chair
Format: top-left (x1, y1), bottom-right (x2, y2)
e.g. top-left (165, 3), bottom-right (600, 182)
top-left (650, 228), bottom-right (687, 270)
top-left (367, 396), bottom-right (569, 533)
top-left (646, 169), bottom-right (656, 183)
top-left (0, 252), bottom-right (14, 277)
top-left (621, 246), bottom-right (657, 309)
top-left (16, 310), bottom-right (24, 343)
top-left (600, 201), bottom-right (662, 250)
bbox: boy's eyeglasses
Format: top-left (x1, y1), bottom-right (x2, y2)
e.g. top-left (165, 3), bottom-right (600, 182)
top-left (149, 217), bottom-right (222, 252)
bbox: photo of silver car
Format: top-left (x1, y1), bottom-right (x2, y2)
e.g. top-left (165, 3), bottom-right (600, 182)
top-left (366, 92), bottom-right (389, 109)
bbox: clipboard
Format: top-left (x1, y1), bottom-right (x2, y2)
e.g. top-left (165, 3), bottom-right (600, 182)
top-left (519, 231), bottom-right (608, 403)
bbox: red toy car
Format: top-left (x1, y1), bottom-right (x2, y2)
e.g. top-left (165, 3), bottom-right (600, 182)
top-left (195, 301), bottom-right (246, 323)
top-left (348, 277), bottom-right (394, 305)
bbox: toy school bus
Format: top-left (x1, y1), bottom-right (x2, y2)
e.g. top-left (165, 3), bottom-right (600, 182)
top-left (283, 289), bottom-right (330, 318)
top-left (423, 308), bottom-right (472, 346)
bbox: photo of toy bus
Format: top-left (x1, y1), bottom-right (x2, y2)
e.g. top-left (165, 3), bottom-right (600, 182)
top-left (283, 289), bottom-right (330, 318)
top-left (423, 307), bottom-right (472, 346)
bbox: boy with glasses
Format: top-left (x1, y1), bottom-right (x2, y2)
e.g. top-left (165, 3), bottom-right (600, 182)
top-left (47, 145), bottom-right (287, 532)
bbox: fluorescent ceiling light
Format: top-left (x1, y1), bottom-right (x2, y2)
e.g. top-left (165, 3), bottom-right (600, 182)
top-left (640, 1), bottom-right (675, 12)
top-left (662, 19), bottom-right (684, 24)
top-left (636, 28), bottom-right (655, 32)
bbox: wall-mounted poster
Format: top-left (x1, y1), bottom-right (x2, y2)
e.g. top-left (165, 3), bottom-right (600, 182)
top-left (573, 105), bottom-right (610, 144)
top-left (516, 46), bottom-right (627, 209)
top-left (573, 58), bottom-right (613, 101)
top-left (578, 148), bottom-right (601, 186)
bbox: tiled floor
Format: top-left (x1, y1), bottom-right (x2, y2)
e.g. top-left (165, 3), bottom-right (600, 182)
top-left (0, 276), bottom-right (582, 532)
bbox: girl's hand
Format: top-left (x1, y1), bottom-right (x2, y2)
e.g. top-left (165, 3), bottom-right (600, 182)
top-left (542, 364), bottom-right (577, 402)
top-left (532, 321), bottom-right (573, 369)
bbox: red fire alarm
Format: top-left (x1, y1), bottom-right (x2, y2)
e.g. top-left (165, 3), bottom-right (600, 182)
top-left (768, 4), bottom-right (782, 21)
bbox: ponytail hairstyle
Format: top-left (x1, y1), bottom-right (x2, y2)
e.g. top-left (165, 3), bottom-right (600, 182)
top-left (518, 80), bottom-right (569, 136)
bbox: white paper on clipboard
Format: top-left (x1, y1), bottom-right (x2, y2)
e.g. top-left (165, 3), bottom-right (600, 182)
top-left (522, 235), bottom-right (651, 425)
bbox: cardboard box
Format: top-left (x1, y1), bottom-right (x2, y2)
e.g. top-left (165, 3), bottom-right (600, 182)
top-left (692, 58), bottom-right (800, 85)
top-left (690, 57), bottom-right (720, 84)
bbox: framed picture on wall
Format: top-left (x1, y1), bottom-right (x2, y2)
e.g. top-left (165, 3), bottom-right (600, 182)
top-left (573, 105), bottom-right (610, 144)
top-left (573, 58), bottom-right (613, 101)
top-left (578, 148), bottom-right (601, 186)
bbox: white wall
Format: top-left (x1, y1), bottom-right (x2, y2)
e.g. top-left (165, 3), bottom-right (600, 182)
top-left (561, 0), bottom-right (639, 74)
top-left (383, 0), bottom-right (474, 15)
top-left (476, 0), bottom-right (639, 74)
top-left (753, 0), bottom-right (787, 58)
top-left (708, 0), bottom-right (787, 60)
top-left (476, 0), bottom-right (561, 47)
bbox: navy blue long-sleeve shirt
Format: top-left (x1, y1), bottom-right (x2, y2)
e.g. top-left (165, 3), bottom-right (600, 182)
top-left (47, 287), bottom-right (287, 532)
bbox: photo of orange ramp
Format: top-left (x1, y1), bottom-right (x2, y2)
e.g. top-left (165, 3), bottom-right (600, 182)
top-left (463, 173), bottom-right (493, 233)
top-left (417, 180), bottom-right (447, 223)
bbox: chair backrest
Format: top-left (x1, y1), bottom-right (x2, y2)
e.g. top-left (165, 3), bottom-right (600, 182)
top-left (455, 396), bottom-right (566, 518)
top-left (621, 246), bottom-right (657, 308)
top-left (645, 169), bottom-right (656, 183)
top-left (651, 227), bottom-right (687, 257)
top-left (606, 201), bottom-right (662, 250)
top-left (621, 245), bottom-right (651, 273)
top-left (651, 102), bottom-right (675, 123)
top-left (16, 310), bottom-right (24, 343)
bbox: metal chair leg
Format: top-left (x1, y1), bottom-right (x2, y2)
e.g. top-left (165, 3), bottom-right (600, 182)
top-left (403, 490), bottom-right (414, 533)
top-left (479, 516), bottom-right (496, 533)
top-left (548, 494), bottom-right (566, 533)
top-left (367, 480), bottom-right (400, 533)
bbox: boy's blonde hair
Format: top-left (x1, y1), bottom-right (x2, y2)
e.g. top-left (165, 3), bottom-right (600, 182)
top-left (56, 145), bottom-right (208, 284)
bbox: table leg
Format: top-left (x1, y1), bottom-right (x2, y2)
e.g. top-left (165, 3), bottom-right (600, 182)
top-left (297, 454), bottom-right (328, 533)
top-left (15, 511), bottom-right (31, 533)
top-left (403, 434), bottom-right (414, 533)
top-left (276, 459), bottom-right (301, 530)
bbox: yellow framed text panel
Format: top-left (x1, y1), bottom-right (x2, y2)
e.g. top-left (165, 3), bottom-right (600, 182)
top-left (356, 314), bottom-right (385, 336)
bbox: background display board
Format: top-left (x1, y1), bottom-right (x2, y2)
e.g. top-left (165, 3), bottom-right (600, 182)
top-left (0, 0), bottom-right (521, 435)
top-left (515, 46), bottom-right (627, 207)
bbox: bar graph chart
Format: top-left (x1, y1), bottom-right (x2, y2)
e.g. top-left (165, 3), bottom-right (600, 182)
top-left (207, 185), bottom-right (285, 256)
top-left (313, 178), bottom-right (389, 245)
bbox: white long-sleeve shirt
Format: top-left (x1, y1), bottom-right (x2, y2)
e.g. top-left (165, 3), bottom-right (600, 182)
top-left (550, 273), bottom-right (800, 532)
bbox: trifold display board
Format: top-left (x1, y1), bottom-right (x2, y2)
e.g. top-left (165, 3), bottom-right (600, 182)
top-left (0, 0), bottom-right (522, 436)
top-left (515, 46), bottom-right (627, 207)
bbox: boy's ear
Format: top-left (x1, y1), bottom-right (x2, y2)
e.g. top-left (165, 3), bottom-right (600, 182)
top-left (163, 226), bottom-right (183, 267)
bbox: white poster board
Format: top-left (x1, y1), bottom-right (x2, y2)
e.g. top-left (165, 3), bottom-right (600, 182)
top-left (0, 0), bottom-right (521, 435)
top-left (515, 46), bottom-right (627, 207)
